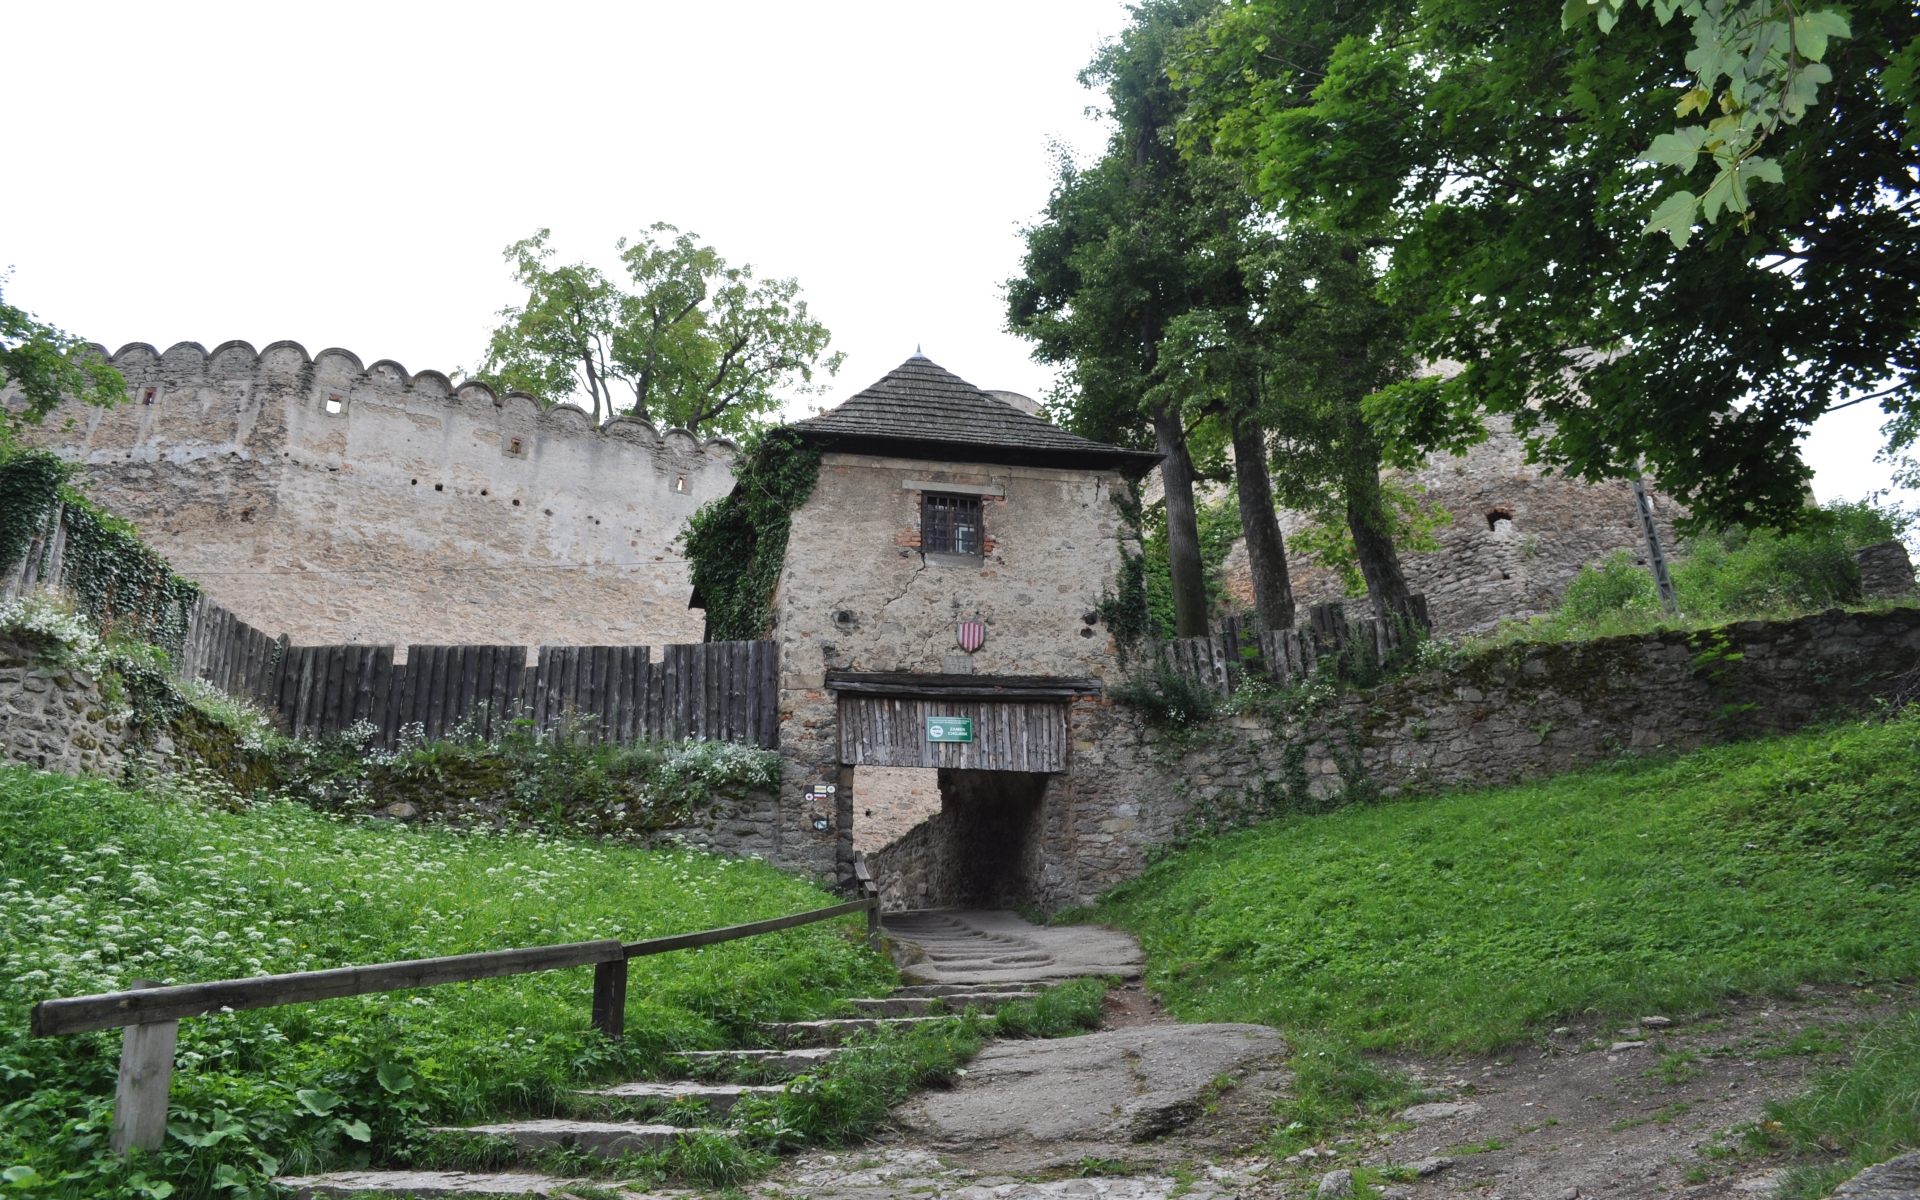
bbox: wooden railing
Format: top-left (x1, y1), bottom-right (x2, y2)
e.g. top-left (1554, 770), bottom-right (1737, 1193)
top-left (32, 889), bottom-right (882, 1156)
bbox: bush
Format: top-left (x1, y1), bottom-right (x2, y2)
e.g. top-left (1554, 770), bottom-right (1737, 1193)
top-left (1492, 498), bottom-right (1909, 644)
top-left (1110, 660), bottom-right (1220, 732)
top-left (281, 720), bottom-right (783, 840)
top-left (1561, 550), bottom-right (1659, 621)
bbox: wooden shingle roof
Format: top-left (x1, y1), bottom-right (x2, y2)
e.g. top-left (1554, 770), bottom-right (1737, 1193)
top-left (791, 355), bottom-right (1161, 472)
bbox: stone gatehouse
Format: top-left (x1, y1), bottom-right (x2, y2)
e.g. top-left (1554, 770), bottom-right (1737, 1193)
top-left (755, 354), bottom-right (1159, 909)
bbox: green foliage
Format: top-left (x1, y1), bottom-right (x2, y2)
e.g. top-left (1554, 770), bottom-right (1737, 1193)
top-left (1096, 482), bottom-right (1153, 665)
top-left (0, 449), bottom-right (66, 582)
top-left (1767, 1008), bottom-right (1920, 1199)
top-left (680, 428), bottom-right (822, 642)
top-left (1178, 0), bottom-right (1920, 530)
top-left (0, 281), bottom-right (125, 446)
top-left (1567, 0), bottom-right (1853, 247)
top-left (0, 768), bottom-right (889, 1198)
top-left (57, 501), bottom-right (197, 660)
top-left (1288, 478), bottom-right (1452, 598)
top-left (0, 449), bottom-right (197, 662)
top-left (1109, 660), bottom-right (1221, 733)
top-left (1491, 499), bottom-right (1902, 644)
top-left (1084, 712), bottom-right (1920, 1052)
top-left (473, 227), bottom-right (843, 437)
top-left (984, 975), bottom-right (1109, 1039)
top-left (1560, 550), bottom-right (1661, 621)
top-left (283, 720), bottom-right (783, 840)
top-left (1140, 490), bottom-right (1242, 637)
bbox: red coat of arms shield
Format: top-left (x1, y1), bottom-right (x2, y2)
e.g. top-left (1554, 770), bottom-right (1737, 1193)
top-left (957, 621), bottom-right (985, 652)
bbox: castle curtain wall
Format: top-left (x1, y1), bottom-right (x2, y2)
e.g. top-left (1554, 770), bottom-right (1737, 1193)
top-left (16, 341), bottom-right (734, 650)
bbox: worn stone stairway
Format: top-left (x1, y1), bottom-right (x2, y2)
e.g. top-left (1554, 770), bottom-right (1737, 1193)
top-left (278, 911), bottom-right (1140, 1198)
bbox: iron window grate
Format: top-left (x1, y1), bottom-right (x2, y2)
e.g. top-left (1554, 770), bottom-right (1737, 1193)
top-left (922, 493), bottom-right (983, 555)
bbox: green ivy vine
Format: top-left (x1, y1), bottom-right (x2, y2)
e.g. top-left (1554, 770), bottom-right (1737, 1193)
top-left (1097, 471), bottom-right (1153, 664)
top-left (0, 448), bottom-right (199, 658)
top-left (679, 427), bottom-right (823, 642)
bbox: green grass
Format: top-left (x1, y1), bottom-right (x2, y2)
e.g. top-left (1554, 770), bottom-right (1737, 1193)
top-left (0, 766), bottom-right (891, 1199)
top-left (1766, 1008), bottom-right (1920, 1199)
top-left (1080, 713), bottom-right (1920, 1054)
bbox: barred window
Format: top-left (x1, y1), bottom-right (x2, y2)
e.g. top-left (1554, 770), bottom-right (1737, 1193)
top-left (922, 493), bottom-right (983, 555)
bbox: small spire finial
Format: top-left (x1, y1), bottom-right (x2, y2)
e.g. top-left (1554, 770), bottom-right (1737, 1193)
top-left (914, 344), bottom-right (924, 358)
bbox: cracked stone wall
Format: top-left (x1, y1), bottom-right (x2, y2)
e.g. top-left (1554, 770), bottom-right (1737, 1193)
top-left (1219, 416), bottom-right (1686, 635)
top-left (14, 340), bottom-right (736, 651)
top-left (772, 451), bottom-right (1135, 885)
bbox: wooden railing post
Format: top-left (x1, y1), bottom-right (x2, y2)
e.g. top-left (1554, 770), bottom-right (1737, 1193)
top-left (591, 958), bottom-right (628, 1042)
top-left (853, 854), bottom-right (882, 953)
top-left (109, 980), bottom-right (176, 1157)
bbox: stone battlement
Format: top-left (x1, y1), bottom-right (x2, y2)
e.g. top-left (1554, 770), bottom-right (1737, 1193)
top-left (16, 339), bottom-right (739, 650)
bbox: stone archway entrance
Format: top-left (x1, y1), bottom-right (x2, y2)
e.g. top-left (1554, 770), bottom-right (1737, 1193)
top-left (865, 769), bottom-right (1052, 910)
top-left (828, 671), bottom-right (1092, 912)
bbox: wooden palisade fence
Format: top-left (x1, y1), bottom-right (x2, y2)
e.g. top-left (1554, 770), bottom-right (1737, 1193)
top-left (177, 594), bottom-right (780, 749)
top-left (1161, 597), bottom-right (1432, 697)
top-left (31, 878), bottom-right (882, 1156)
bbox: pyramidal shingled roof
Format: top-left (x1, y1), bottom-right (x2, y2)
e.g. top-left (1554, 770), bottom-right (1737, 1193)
top-left (791, 355), bottom-right (1162, 472)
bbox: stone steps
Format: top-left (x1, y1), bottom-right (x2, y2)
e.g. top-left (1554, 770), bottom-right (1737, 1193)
top-left (428, 1117), bottom-right (727, 1158)
top-left (276, 1169), bottom-right (647, 1197)
top-left (677, 1045), bottom-right (844, 1074)
top-left (847, 991), bottom-right (1037, 1016)
top-left (889, 982), bottom-right (1038, 997)
top-left (756, 1015), bottom-right (950, 1046)
top-left (574, 1079), bottom-right (783, 1112)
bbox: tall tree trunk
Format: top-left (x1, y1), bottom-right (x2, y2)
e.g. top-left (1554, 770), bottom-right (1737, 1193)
top-left (1231, 413), bottom-right (1295, 630)
top-left (1150, 402), bottom-right (1211, 638)
top-left (1344, 467), bottom-right (1415, 620)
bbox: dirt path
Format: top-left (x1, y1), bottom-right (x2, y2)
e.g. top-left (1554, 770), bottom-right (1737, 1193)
top-left (756, 980), bottom-right (1909, 1200)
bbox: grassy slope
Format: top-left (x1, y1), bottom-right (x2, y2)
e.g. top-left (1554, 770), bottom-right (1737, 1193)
top-left (0, 767), bottom-right (890, 1197)
top-left (1086, 714), bottom-right (1920, 1053)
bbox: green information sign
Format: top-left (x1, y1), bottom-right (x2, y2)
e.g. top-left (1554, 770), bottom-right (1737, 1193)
top-left (927, 716), bottom-right (974, 743)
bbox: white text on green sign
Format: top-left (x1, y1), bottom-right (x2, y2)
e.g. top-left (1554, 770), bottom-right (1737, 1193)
top-left (927, 716), bottom-right (973, 743)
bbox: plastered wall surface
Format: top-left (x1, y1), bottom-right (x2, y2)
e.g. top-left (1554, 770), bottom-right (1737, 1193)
top-left (1220, 417), bottom-right (1685, 634)
top-left (15, 341), bottom-right (736, 651)
top-left (772, 451), bottom-right (1136, 883)
top-left (850, 765), bottom-right (942, 855)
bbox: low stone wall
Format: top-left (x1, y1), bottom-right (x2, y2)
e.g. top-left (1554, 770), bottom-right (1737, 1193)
top-left (867, 605), bottom-right (1920, 914)
top-left (1062, 605), bottom-right (1920, 907)
top-left (0, 636), bottom-right (136, 775)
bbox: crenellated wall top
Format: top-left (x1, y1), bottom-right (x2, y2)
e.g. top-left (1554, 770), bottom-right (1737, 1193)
top-left (91, 339), bottom-right (739, 459)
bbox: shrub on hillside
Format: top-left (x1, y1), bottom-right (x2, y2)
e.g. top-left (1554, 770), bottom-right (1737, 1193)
top-left (283, 718), bottom-right (783, 840)
top-left (1509, 499), bottom-right (1908, 642)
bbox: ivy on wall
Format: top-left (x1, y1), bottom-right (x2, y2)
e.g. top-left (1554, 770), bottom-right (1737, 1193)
top-left (0, 448), bottom-right (64, 584)
top-left (0, 448), bottom-right (198, 657)
top-left (1097, 475), bottom-right (1153, 664)
top-left (680, 428), bottom-right (822, 642)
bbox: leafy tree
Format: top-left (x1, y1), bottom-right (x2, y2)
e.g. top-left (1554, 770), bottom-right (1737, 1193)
top-left (0, 278), bottom-right (124, 445)
top-left (1010, 0), bottom-right (1289, 638)
top-left (1249, 229), bottom-right (1443, 617)
top-left (1177, 0), bottom-right (1920, 530)
top-left (476, 226), bottom-right (843, 438)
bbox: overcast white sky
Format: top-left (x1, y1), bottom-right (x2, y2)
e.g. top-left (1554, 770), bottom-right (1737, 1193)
top-left (0, 0), bottom-right (1903, 508)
